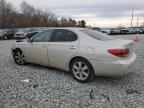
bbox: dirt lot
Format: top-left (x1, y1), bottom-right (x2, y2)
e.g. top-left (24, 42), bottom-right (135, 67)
top-left (0, 35), bottom-right (144, 108)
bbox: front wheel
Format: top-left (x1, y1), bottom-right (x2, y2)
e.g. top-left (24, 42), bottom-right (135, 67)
top-left (13, 50), bottom-right (26, 65)
top-left (70, 58), bottom-right (94, 83)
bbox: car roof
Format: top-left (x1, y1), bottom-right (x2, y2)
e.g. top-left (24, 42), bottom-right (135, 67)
top-left (44, 27), bottom-right (86, 31)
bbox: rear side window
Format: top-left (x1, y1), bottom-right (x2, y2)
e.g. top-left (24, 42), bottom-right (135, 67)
top-left (81, 29), bottom-right (114, 41)
top-left (50, 29), bottom-right (77, 42)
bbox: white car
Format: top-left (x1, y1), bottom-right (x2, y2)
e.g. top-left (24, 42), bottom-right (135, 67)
top-left (11, 28), bottom-right (136, 83)
top-left (14, 31), bottom-right (27, 39)
top-left (14, 28), bottom-right (30, 39)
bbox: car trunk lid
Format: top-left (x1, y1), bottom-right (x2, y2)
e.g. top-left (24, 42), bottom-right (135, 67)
top-left (107, 39), bottom-right (135, 57)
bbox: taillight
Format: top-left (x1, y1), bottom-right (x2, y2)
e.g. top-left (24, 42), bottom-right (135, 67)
top-left (108, 48), bottom-right (129, 57)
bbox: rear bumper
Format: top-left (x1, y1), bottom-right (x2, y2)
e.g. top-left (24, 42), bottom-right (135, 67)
top-left (90, 53), bottom-right (137, 76)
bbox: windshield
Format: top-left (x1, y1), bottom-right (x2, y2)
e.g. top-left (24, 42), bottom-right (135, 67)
top-left (81, 29), bottom-right (114, 41)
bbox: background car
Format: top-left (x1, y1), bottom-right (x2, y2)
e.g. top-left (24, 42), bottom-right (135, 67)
top-left (101, 28), bottom-right (111, 35)
top-left (92, 27), bottom-right (101, 32)
top-left (0, 29), bottom-right (17, 40)
top-left (129, 27), bottom-right (143, 34)
top-left (0, 30), bottom-right (4, 39)
top-left (101, 28), bottom-right (120, 35)
top-left (14, 30), bottom-right (27, 39)
top-left (14, 28), bottom-right (41, 39)
top-left (139, 27), bottom-right (144, 34)
top-left (110, 28), bottom-right (120, 35)
top-left (127, 28), bottom-right (135, 34)
top-left (11, 28), bottom-right (136, 83)
top-left (120, 28), bottom-right (129, 34)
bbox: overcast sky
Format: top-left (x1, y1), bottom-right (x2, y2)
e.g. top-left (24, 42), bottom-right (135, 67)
top-left (7, 0), bottom-right (144, 27)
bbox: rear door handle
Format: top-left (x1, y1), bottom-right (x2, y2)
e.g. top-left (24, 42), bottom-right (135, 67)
top-left (69, 45), bottom-right (76, 49)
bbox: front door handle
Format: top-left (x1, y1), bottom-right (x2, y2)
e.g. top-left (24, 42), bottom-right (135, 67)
top-left (69, 45), bottom-right (76, 49)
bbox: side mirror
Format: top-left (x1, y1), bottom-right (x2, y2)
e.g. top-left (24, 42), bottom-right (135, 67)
top-left (27, 38), bottom-right (32, 42)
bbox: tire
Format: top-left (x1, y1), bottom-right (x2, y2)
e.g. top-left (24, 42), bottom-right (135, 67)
top-left (70, 58), bottom-right (94, 83)
top-left (3, 35), bottom-right (8, 40)
top-left (13, 50), bottom-right (26, 65)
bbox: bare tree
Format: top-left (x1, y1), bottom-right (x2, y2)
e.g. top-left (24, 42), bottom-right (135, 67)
top-left (0, 0), bottom-right (16, 28)
top-left (21, 1), bottom-right (35, 27)
top-left (0, 0), bottom-right (6, 28)
top-left (0, 0), bottom-right (86, 28)
top-left (20, 1), bottom-right (58, 27)
top-left (59, 17), bottom-right (77, 27)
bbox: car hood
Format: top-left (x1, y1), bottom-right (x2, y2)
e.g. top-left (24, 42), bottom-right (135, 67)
top-left (15, 32), bottom-right (25, 34)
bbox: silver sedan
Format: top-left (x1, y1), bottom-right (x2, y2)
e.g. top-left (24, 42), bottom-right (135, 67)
top-left (11, 28), bottom-right (136, 83)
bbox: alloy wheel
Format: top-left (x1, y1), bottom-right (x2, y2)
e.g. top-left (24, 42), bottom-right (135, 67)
top-left (14, 51), bottom-right (25, 65)
top-left (72, 61), bottom-right (89, 80)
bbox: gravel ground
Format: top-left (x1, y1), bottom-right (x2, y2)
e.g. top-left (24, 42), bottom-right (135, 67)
top-left (0, 34), bottom-right (144, 108)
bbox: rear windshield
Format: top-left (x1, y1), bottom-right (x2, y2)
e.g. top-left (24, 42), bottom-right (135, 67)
top-left (81, 29), bottom-right (114, 41)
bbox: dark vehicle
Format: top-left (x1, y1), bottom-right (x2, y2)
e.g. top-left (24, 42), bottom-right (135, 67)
top-left (131, 27), bottom-right (142, 34)
top-left (101, 28), bottom-right (111, 35)
top-left (128, 28), bottom-right (136, 34)
top-left (92, 27), bottom-right (101, 32)
top-left (141, 28), bottom-right (144, 34)
top-left (0, 29), bottom-right (17, 40)
top-left (138, 27), bottom-right (144, 34)
top-left (25, 31), bottom-right (39, 38)
top-left (101, 28), bottom-right (120, 35)
top-left (120, 29), bottom-right (129, 34)
top-left (110, 28), bottom-right (120, 35)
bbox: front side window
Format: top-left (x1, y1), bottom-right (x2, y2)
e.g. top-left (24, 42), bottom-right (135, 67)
top-left (50, 29), bottom-right (77, 42)
top-left (32, 30), bottom-right (53, 42)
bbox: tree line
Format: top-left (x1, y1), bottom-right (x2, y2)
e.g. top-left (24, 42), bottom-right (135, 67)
top-left (0, 0), bottom-right (86, 29)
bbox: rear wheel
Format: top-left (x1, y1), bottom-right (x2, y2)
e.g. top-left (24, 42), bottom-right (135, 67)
top-left (3, 35), bottom-right (8, 40)
top-left (13, 50), bottom-right (26, 65)
top-left (70, 58), bottom-right (94, 83)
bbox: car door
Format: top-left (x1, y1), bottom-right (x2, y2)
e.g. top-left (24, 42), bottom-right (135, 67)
top-left (24, 30), bottom-right (53, 65)
top-left (48, 29), bottom-right (79, 70)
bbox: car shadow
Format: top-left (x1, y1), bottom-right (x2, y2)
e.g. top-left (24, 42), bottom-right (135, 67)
top-left (34, 63), bottom-right (135, 79)
top-left (27, 63), bottom-right (69, 74)
top-left (18, 62), bottom-right (136, 86)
